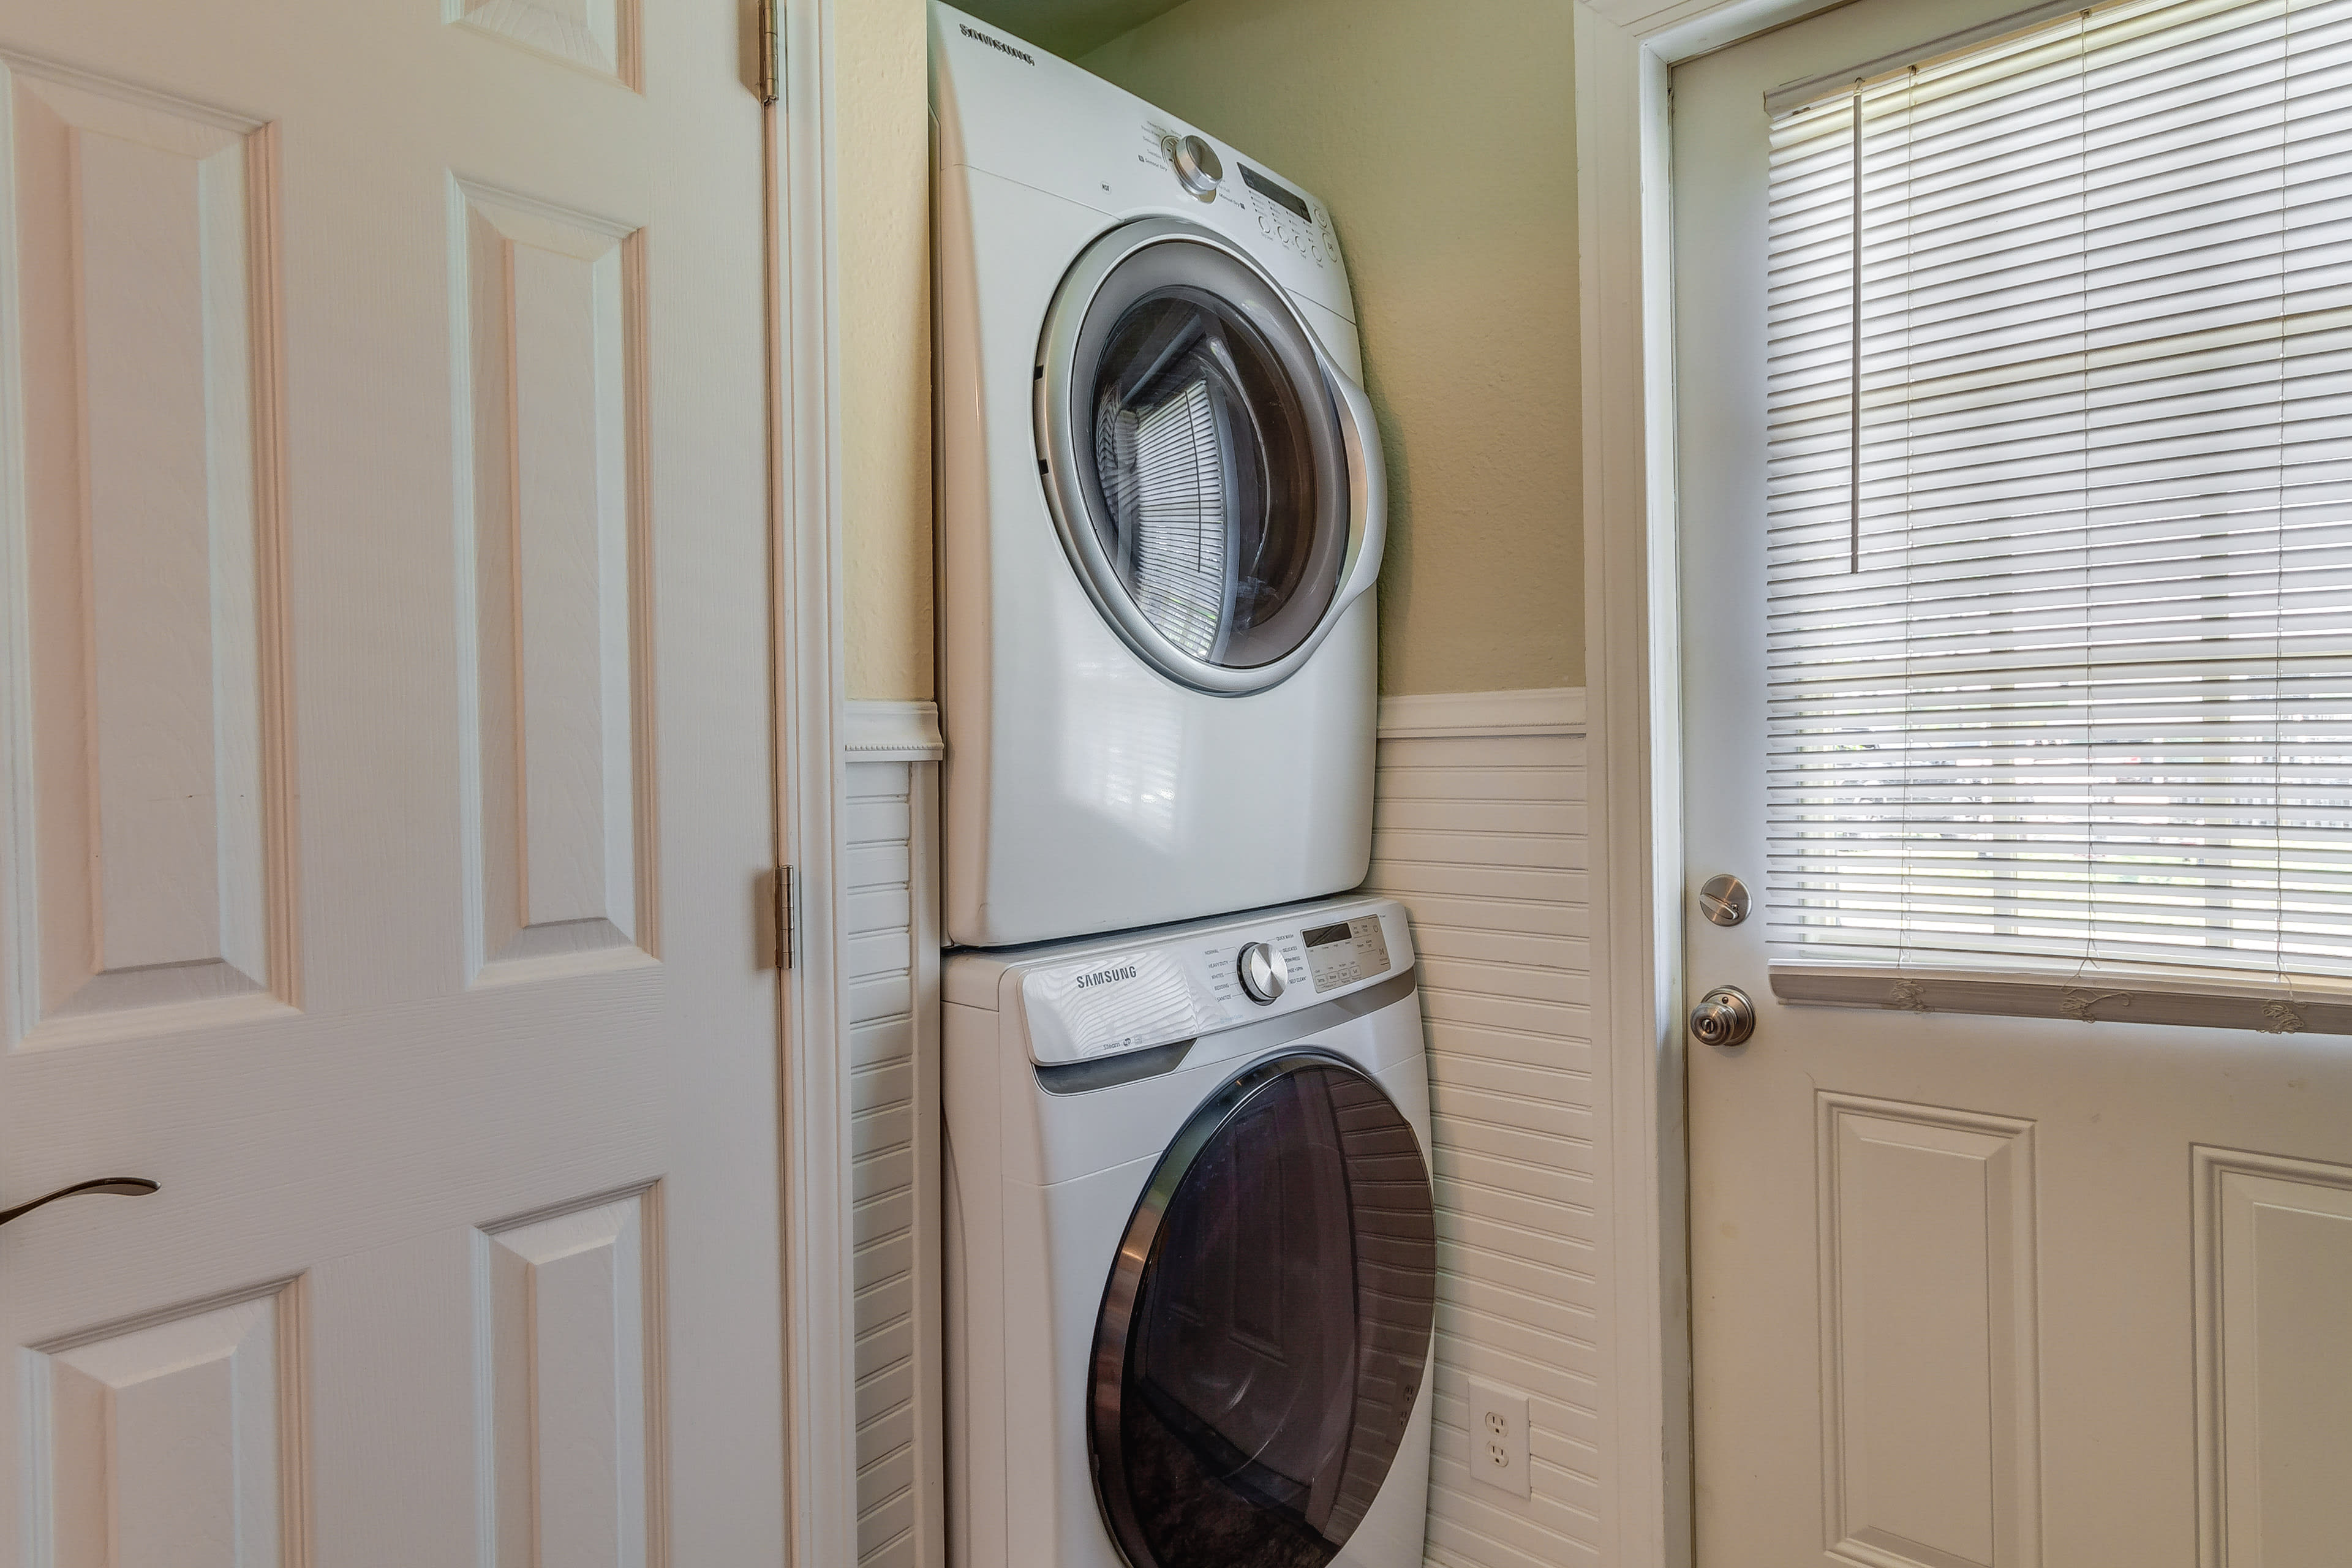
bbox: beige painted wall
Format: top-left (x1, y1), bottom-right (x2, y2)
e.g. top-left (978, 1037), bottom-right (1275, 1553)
top-left (1085, 0), bottom-right (1582, 693)
top-left (838, 0), bottom-right (935, 701)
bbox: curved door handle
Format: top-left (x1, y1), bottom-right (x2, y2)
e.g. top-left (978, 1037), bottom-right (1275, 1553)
top-left (0, 1177), bottom-right (158, 1229)
top-left (1317, 349), bottom-right (1389, 617)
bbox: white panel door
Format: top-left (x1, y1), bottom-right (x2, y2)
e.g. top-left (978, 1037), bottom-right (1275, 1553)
top-left (1673, 3), bottom-right (2352, 1564)
top-left (0, 0), bottom-right (782, 1559)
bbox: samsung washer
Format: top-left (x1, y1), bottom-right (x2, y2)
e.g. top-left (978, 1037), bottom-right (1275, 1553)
top-left (944, 895), bottom-right (1435, 1568)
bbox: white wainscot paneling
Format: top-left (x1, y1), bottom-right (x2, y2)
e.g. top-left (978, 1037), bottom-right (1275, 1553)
top-left (476, 1187), bottom-right (660, 1568)
top-left (2196, 1146), bottom-right (2352, 1568)
top-left (451, 179), bottom-right (657, 983)
top-left (1363, 714), bottom-right (1600, 1568)
top-left (845, 748), bottom-right (943, 1567)
top-left (28, 1283), bottom-right (303, 1566)
top-left (1818, 1095), bottom-right (2040, 1568)
top-left (0, 56), bottom-right (296, 1046)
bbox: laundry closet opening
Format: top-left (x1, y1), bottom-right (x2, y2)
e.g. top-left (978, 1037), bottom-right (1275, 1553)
top-left (839, 1), bottom-right (1593, 1566)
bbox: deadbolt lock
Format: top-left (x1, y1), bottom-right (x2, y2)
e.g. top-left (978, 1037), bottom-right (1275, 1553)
top-left (1689, 986), bottom-right (1757, 1048)
top-left (1698, 873), bottom-right (1750, 927)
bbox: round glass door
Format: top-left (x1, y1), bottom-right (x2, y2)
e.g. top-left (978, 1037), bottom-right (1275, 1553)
top-left (1039, 222), bottom-right (1370, 694)
top-left (1089, 1053), bottom-right (1437, 1568)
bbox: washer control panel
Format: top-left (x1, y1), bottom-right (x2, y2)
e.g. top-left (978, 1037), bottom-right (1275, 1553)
top-left (1019, 902), bottom-right (1408, 1065)
top-left (1302, 915), bottom-right (1393, 993)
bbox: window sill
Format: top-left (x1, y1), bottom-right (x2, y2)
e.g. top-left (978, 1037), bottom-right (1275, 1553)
top-left (1770, 963), bottom-right (2352, 1038)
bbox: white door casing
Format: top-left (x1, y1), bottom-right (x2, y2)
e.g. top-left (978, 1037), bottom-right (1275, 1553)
top-left (1673, 4), bottom-right (2352, 1566)
top-left (0, 0), bottom-right (790, 1560)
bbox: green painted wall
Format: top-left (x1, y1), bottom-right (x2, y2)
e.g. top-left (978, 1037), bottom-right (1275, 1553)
top-left (840, 0), bottom-right (935, 701)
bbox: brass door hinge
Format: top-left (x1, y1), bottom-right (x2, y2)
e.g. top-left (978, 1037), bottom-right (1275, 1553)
top-left (774, 865), bottom-right (796, 970)
top-left (758, 0), bottom-right (782, 105)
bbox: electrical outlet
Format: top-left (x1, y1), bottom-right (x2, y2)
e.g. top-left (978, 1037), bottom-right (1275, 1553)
top-left (1464, 1376), bottom-right (1530, 1498)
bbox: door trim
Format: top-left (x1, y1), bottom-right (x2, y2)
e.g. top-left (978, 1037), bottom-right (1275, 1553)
top-left (769, 1), bottom-right (858, 1561)
top-left (1571, 3), bottom-right (1858, 1566)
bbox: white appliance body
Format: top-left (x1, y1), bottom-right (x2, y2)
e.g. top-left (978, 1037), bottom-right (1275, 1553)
top-left (933, 3), bottom-right (1384, 948)
top-left (946, 896), bottom-right (1435, 1568)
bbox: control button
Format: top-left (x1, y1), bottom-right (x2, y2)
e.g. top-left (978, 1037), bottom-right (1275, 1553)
top-left (1237, 941), bottom-right (1286, 1005)
top-left (1169, 133), bottom-right (1223, 200)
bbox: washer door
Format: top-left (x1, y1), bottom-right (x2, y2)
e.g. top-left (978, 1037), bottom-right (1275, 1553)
top-left (1038, 219), bottom-right (1386, 695)
top-left (1090, 1052), bottom-right (1436, 1568)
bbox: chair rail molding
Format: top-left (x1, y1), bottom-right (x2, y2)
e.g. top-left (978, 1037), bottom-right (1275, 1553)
top-left (843, 699), bottom-right (945, 761)
top-left (1575, 2), bottom-right (1853, 1566)
top-left (1376, 687), bottom-right (1586, 741)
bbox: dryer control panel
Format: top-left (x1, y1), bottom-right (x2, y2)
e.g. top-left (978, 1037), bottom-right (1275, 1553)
top-left (1017, 900), bottom-right (1411, 1066)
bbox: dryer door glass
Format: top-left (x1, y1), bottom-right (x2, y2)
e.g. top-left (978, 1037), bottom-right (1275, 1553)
top-left (1090, 1054), bottom-right (1436, 1568)
top-left (1050, 232), bottom-right (1354, 688)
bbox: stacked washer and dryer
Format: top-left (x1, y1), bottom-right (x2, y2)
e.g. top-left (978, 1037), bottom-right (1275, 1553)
top-left (932, 8), bottom-right (1436, 1568)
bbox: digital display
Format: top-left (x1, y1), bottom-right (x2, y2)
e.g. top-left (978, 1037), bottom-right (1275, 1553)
top-left (1241, 164), bottom-right (1312, 222)
top-left (1302, 921), bottom-right (1355, 949)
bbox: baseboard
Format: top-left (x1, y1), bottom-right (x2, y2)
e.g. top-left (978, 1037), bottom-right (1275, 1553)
top-left (842, 698), bottom-right (945, 761)
top-left (1376, 685), bottom-right (1587, 739)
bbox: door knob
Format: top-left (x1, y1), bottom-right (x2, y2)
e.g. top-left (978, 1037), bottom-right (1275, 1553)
top-left (0, 1177), bottom-right (159, 1230)
top-left (1689, 986), bottom-right (1756, 1047)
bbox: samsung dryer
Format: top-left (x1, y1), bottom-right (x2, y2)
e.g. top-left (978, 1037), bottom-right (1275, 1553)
top-left (932, 4), bottom-right (1387, 948)
top-left (944, 895), bottom-right (1434, 1568)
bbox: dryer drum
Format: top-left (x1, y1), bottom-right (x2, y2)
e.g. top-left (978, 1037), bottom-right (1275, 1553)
top-left (1038, 219), bottom-right (1386, 697)
top-left (1088, 1052), bottom-right (1438, 1568)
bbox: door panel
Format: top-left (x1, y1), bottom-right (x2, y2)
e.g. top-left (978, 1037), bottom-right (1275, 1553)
top-left (1673, 3), bottom-right (2352, 1563)
top-left (4, 57), bottom-right (293, 1038)
top-left (0, 0), bottom-right (779, 1558)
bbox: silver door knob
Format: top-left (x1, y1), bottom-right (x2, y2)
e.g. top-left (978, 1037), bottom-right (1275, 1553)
top-left (1237, 941), bottom-right (1285, 1005)
top-left (1689, 986), bottom-right (1755, 1047)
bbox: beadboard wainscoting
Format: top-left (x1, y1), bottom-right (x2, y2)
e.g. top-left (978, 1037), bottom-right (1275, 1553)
top-left (1368, 688), bottom-right (1603, 1568)
top-left (843, 701), bottom-right (946, 1568)
top-left (855, 690), bottom-right (1595, 1567)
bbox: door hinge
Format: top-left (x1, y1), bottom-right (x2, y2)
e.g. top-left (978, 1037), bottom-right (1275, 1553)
top-left (757, 0), bottom-right (782, 105)
top-left (774, 865), bottom-right (796, 970)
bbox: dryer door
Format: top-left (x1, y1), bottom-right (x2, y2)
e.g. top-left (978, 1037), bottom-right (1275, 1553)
top-left (1038, 219), bottom-right (1385, 695)
top-left (1090, 1052), bottom-right (1436, 1568)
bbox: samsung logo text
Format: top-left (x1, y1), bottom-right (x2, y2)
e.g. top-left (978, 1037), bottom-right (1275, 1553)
top-left (960, 24), bottom-right (1035, 64)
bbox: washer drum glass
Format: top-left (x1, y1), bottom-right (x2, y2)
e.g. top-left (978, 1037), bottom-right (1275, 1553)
top-left (1088, 1052), bottom-right (1438, 1568)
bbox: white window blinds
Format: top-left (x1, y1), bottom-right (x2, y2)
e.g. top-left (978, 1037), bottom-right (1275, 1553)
top-left (1764, 0), bottom-right (2352, 1031)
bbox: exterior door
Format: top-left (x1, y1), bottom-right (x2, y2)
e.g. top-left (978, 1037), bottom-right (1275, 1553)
top-left (1675, 2), bottom-right (2352, 1564)
top-left (0, 0), bottom-right (782, 1560)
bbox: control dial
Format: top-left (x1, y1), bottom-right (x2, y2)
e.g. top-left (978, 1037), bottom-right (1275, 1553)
top-left (1236, 941), bottom-right (1286, 1005)
top-left (1167, 133), bottom-right (1222, 200)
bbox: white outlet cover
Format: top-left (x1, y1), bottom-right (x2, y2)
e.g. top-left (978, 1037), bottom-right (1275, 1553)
top-left (1464, 1374), bottom-right (1531, 1498)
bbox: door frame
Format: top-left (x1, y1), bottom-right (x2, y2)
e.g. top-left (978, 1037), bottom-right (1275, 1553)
top-left (769, 0), bottom-right (860, 1560)
top-left (1571, 2), bottom-right (1858, 1564)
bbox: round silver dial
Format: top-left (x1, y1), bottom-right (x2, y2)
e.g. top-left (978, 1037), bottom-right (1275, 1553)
top-left (1169, 133), bottom-right (1223, 200)
top-left (1236, 941), bottom-right (1286, 1005)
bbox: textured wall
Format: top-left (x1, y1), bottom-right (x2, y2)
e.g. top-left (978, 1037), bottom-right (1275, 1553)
top-left (1365, 724), bottom-right (1604, 1567)
top-left (1084, 0), bottom-right (1583, 695)
top-left (838, 0), bottom-right (935, 701)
